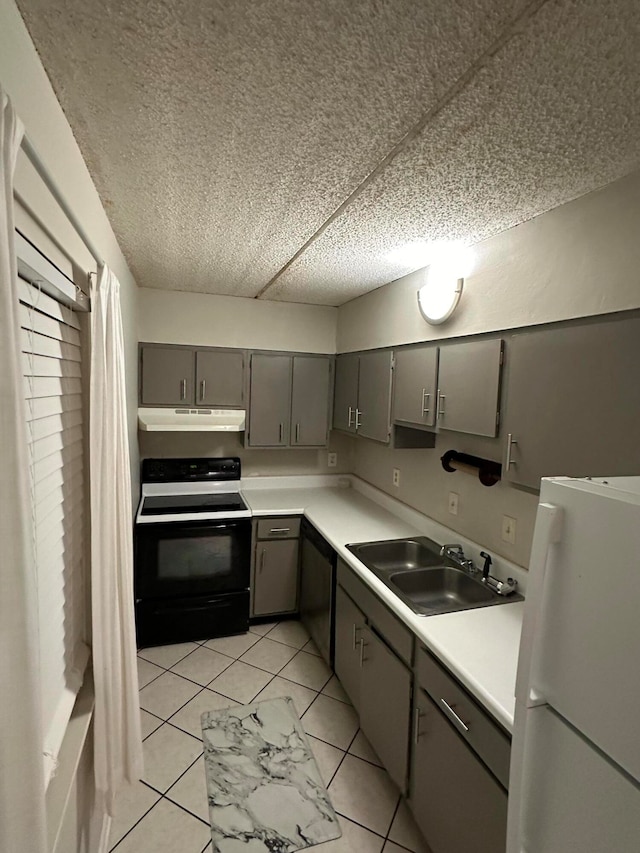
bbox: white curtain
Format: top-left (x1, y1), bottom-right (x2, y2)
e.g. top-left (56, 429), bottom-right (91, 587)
top-left (90, 264), bottom-right (143, 816)
top-left (0, 90), bottom-right (48, 852)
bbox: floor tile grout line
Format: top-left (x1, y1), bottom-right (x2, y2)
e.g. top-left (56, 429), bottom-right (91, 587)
top-left (383, 795), bottom-right (403, 846)
top-left (107, 790), bottom-right (164, 853)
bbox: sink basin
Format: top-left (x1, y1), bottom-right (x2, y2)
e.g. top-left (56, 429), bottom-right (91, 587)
top-left (346, 536), bottom-right (522, 616)
top-left (388, 567), bottom-right (496, 613)
top-left (348, 538), bottom-right (443, 572)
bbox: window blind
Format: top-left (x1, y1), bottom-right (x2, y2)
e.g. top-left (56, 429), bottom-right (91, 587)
top-left (19, 275), bottom-right (90, 786)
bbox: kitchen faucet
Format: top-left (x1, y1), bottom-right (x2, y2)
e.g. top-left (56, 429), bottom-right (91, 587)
top-left (440, 543), bottom-right (477, 573)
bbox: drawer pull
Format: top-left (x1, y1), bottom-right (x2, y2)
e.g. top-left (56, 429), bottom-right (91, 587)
top-left (440, 698), bottom-right (469, 733)
top-left (269, 527), bottom-right (290, 535)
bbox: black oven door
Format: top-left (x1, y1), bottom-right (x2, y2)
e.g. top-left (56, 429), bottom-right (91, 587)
top-left (135, 519), bottom-right (251, 600)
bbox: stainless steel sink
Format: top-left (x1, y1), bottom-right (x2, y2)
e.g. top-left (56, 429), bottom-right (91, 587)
top-left (349, 538), bottom-right (443, 572)
top-left (346, 536), bottom-right (522, 616)
top-left (388, 566), bottom-right (496, 613)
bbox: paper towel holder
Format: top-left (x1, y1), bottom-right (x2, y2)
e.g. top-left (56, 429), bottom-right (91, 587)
top-left (441, 450), bottom-right (502, 487)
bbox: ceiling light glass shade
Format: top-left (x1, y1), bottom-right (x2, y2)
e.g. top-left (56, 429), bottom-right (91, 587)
top-left (417, 276), bottom-right (464, 325)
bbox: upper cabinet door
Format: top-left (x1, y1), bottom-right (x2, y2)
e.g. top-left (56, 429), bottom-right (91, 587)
top-left (248, 354), bottom-right (292, 447)
top-left (357, 350), bottom-right (393, 443)
top-left (333, 353), bottom-right (359, 433)
top-left (195, 349), bottom-right (245, 407)
top-left (393, 345), bottom-right (439, 428)
top-left (437, 339), bottom-right (503, 437)
top-left (140, 345), bottom-right (194, 406)
top-left (290, 356), bottom-right (331, 447)
top-left (503, 317), bottom-right (640, 490)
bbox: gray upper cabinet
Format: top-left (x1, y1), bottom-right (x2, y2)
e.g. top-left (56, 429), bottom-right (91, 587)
top-left (333, 353), bottom-right (359, 433)
top-left (140, 345), bottom-right (194, 406)
top-left (248, 353), bottom-right (332, 448)
top-left (437, 338), bottom-right (503, 437)
top-left (290, 356), bottom-right (331, 446)
top-left (248, 353), bottom-right (291, 447)
top-left (333, 350), bottom-right (393, 443)
top-left (195, 349), bottom-right (245, 407)
top-left (503, 316), bottom-right (640, 490)
top-left (357, 350), bottom-right (393, 443)
top-left (140, 343), bottom-right (246, 408)
top-left (393, 345), bottom-right (439, 428)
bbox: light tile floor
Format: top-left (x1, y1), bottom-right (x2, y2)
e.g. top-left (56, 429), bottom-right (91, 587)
top-left (109, 620), bottom-right (431, 853)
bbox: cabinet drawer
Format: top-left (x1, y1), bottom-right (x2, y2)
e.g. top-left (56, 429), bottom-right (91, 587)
top-left (256, 517), bottom-right (301, 539)
top-left (416, 646), bottom-right (511, 789)
top-left (337, 560), bottom-right (413, 665)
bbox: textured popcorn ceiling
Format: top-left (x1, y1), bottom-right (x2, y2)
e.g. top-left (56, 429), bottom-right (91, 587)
top-left (16, 0), bottom-right (640, 305)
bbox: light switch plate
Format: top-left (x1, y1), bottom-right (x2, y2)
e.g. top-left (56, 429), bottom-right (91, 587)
top-left (327, 452), bottom-right (337, 467)
top-left (393, 468), bottom-right (400, 488)
top-left (502, 515), bottom-right (517, 544)
top-left (448, 492), bottom-right (459, 515)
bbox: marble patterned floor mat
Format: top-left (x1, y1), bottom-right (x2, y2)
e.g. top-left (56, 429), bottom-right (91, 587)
top-left (201, 696), bottom-right (342, 853)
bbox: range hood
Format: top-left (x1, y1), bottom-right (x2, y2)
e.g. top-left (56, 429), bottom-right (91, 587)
top-left (138, 407), bottom-right (246, 432)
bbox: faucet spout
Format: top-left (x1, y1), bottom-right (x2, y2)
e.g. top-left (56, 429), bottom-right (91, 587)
top-left (480, 551), bottom-right (493, 580)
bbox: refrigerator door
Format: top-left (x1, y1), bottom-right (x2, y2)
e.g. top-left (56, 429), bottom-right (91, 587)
top-left (509, 704), bottom-right (640, 853)
top-left (521, 477), bottom-right (640, 781)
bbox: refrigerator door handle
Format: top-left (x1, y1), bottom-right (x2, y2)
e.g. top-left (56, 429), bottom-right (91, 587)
top-left (515, 502), bottom-right (564, 708)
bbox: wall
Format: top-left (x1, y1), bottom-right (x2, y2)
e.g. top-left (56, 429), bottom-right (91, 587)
top-left (0, 0), bottom-right (140, 847)
top-left (139, 288), bottom-right (338, 353)
top-left (337, 170), bottom-right (640, 352)
top-left (337, 170), bottom-right (640, 568)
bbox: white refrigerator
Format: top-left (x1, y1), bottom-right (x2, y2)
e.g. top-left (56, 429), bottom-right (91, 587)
top-left (506, 476), bottom-right (640, 852)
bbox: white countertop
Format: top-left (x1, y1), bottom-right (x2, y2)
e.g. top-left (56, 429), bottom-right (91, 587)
top-left (241, 479), bottom-right (523, 732)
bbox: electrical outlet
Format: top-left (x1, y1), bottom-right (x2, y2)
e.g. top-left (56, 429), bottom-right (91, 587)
top-left (448, 492), bottom-right (459, 515)
top-left (392, 468), bottom-right (400, 488)
top-left (502, 515), bottom-right (517, 544)
top-left (327, 452), bottom-right (337, 467)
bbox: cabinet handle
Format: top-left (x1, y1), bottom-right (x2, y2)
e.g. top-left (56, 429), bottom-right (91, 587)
top-left (414, 706), bottom-right (425, 744)
top-left (180, 378), bottom-right (187, 401)
top-left (421, 389), bottom-right (430, 416)
top-left (259, 548), bottom-right (266, 574)
top-left (348, 406), bottom-right (354, 427)
top-left (295, 423), bottom-right (300, 443)
top-left (199, 379), bottom-right (206, 402)
top-left (269, 528), bottom-right (290, 535)
top-left (506, 433), bottom-right (518, 469)
top-left (358, 636), bottom-right (367, 667)
top-left (439, 698), bottom-right (469, 733)
top-left (279, 423), bottom-right (283, 443)
top-left (355, 409), bottom-right (362, 429)
top-left (352, 623), bottom-right (360, 651)
top-left (437, 389), bottom-right (445, 418)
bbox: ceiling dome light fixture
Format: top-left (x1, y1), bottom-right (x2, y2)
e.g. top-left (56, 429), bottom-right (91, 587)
top-left (416, 242), bottom-right (472, 325)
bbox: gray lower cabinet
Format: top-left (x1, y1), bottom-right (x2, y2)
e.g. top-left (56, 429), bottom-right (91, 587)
top-left (290, 356), bottom-right (331, 446)
top-left (140, 345), bottom-right (194, 406)
top-left (411, 689), bottom-right (508, 853)
top-left (334, 563), bottom-right (412, 793)
top-left (503, 316), bottom-right (640, 489)
top-left (334, 584), bottom-right (365, 709)
top-left (436, 338), bottom-right (503, 437)
top-left (195, 349), bottom-right (245, 407)
top-left (252, 538), bottom-right (299, 616)
top-left (359, 626), bottom-right (411, 790)
top-left (248, 354), bottom-right (292, 447)
top-left (333, 350), bottom-right (393, 442)
top-left (393, 345), bottom-right (439, 428)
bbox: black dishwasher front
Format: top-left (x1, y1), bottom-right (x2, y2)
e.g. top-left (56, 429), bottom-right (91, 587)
top-left (299, 518), bottom-right (337, 668)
